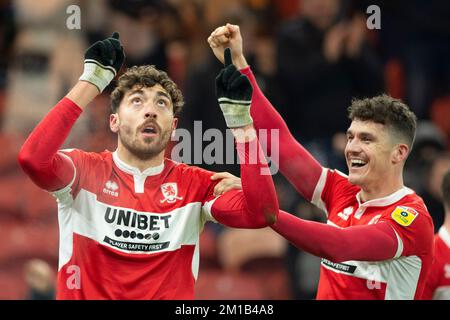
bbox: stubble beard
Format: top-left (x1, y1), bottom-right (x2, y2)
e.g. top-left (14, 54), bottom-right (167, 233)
top-left (119, 125), bottom-right (172, 161)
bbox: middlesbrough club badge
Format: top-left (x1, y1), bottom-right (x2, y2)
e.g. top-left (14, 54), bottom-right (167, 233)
top-left (160, 183), bottom-right (183, 203)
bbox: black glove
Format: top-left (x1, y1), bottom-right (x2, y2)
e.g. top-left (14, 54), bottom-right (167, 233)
top-left (215, 48), bottom-right (253, 128)
top-left (79, 32), bottom-right (125, 92)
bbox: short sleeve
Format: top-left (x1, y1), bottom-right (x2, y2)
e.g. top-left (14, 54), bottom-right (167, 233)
top-left (52, 149), bottom-right (108, 205)
top-left (379, 205), bottom-right (434, 258)
top-left (311, 168), bottom-right (360, 216)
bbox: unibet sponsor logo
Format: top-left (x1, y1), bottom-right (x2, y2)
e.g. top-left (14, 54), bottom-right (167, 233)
top-left (104, 207), bottom-right (171, 230)
top-left (391, 206), bottom-right (418, 227)
top-left (103, 207), bottom-right (172, 252)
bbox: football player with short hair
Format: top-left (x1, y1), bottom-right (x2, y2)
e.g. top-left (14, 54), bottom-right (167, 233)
top-left (208, 24), bottom-right (434, 300)
top-left (18, 32), bottom-right (278, 299)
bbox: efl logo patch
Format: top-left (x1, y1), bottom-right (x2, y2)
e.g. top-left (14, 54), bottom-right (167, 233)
top-left (391, 206), bottom-right (418, 227)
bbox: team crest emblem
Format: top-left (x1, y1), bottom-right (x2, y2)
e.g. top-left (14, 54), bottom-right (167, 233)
top-left (160, 183), bottom-right (183, 203)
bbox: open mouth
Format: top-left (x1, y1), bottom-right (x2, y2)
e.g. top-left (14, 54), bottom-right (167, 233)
top-left (141, 123), bottom-right (158, 136)
top-left (350, 159), bottom-right (367, 169)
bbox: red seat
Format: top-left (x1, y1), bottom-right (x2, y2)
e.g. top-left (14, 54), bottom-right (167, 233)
top-left (0, 269), bottom-right (28, 300)
top-left (0, 258), bottom-right (57, 300)
top-left (195, 270), bottom-right (265, 300)
top-left (0, 132), bottom-right (23, 174)
top-left (0, 221), bottom-right (59, 264)
top-left (21, 176), bottom-right (58, 222)
top-left (0, 175), bottom-right (26, 219)
top-left (199, 225), bottom-right (220, 269)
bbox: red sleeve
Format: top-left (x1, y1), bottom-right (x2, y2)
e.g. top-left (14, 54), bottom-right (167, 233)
top-left (318, 169), bottom-right (360, 215)
top-left (378, 205), bottom-right (434, 258)
top-left (210, 138), bottom-right (279, 228)
top-left (18, 97), bottom-right (83, 191)
top-left (240, 67), bottom-right (323, 201)
top-left (272, 210), bottom-right (398, 262)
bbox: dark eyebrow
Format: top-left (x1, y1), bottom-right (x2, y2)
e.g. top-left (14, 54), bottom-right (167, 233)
top-left (128, 89), bottom-right (145, 97)
top-left (359, 132), bottom-right (376, 139)
top-left (346, 130), bottom-right (376, 139)
top-left (155, 91), bottom-right (171, 101)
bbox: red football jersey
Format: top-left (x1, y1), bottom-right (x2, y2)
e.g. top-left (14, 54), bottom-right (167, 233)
top-left (53, 149), bottom-right (220, 299)
top-left (422, 227), bottom-right (450, 299)
top-left (311, 169), bottom-right (434, 299)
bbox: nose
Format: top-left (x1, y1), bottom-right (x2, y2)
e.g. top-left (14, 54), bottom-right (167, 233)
top-left (345, 138), bottom-right (362, 154)
top-left (144, 111), bottom-right (157, 120)
top-left (143, 104), bottom-right (157, 120)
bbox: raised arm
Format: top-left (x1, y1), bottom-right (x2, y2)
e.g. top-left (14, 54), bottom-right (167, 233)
top-left (208, 48), bottom-right (278, 228)
top-left (208, 24), bottom-right (323, 201)
top-left (18, 33), bottom-right (125, 191)
top-left (211, 137), bottom-right (278, 228)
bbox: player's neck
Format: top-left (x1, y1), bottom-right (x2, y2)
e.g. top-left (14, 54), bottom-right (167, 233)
top-left (116, 145), bottom-right (164, 173)
top-left (359, 177), bottom-right (404, 203)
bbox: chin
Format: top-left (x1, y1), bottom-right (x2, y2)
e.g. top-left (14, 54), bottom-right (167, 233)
top-left (348, 174), bottom-right (363, 186)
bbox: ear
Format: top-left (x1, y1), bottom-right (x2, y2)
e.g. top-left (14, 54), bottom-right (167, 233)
top-left (171, 118), bottom-right (178, 138)
top-left (392, 143), bottom-right (409, 164)
top-left (110, 113), bottom-right (120, 133)
top-left (172, 118), bottom-right (178, 130)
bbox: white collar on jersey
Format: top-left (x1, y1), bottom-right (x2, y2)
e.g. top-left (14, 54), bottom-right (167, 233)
top-left (438, 226), bottom-right (450, 249)
top-left (112, 150), bottom-right (165, 177)
top-left (355, 186), bottom-right (414, 208)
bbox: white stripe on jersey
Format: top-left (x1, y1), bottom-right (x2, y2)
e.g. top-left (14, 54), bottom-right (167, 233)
top-left (432, 286), bottom-right (450, 300)
top-left (322, 219), bottom-right (415, 299)
top-left (439, 226), bottom-right (450, 249)
top-left (311, 167), bottom-right (328, 216)
top-left (202, 197), bottom-right (219, 224)
top-left (51, 152), bottom-right (77, 270)
top-left (321, 255), bottom-right (422, 300)
top-left (53, 186), bottom-right (218, 279)
top-left (392, 227), bottom-right (404, 259)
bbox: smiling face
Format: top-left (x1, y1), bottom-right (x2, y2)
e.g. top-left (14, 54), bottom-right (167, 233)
top-left (110, 84), bottom-right (177, 161)
top-left (345, 120), bottom-right (403, 190)
top-left (345, 95), bottom-right (417, 198)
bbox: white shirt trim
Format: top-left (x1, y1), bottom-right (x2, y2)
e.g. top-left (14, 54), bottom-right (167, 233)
top-left (354, 186), bottom-right (414, 219)
top-left (311, 167), bottom-right (329, 216)
top-left (112, 151), bottom-right (165, 194)
top-left (391, 226), bottom-right (404, 258)
top-left (438, 226), bottom-right (450, 249)
top-left (112, 151), bottom-right (164, 176)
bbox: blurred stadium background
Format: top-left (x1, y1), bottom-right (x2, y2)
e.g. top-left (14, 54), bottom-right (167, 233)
top-left (0, 0), bottom-right (449, 299)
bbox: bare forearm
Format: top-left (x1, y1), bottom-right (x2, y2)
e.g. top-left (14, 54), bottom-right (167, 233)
top-left (233, 54), bottom-right (249, 70)
top-left (66, 81), bottom-right (101, 110)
